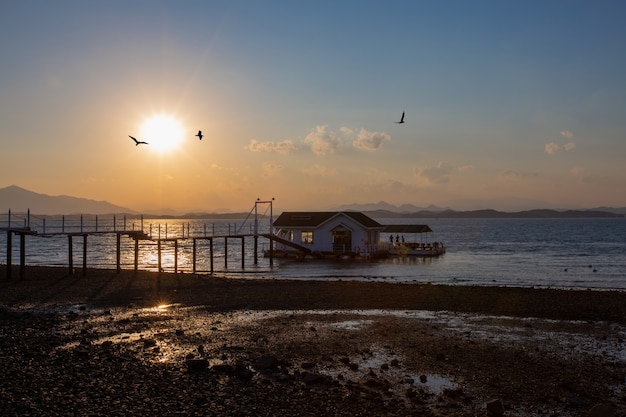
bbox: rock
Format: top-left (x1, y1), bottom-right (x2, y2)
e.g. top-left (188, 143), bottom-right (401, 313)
top-left (588, 403), bottom-right (616, 417)
top-left (212, 364), bottom-right (234, 374)
top-left (175, 329), bottom-right (184, 336)
top-left (142, 338), bottom-right (157, 348)
top-left (185, 358), bottom-right (208, 371)
top-left (255, 355), bottom-right (279, 370)
top-left (234, 363), bottom-right (253, 380)
top-left (73, 347), bottom-right (89, 359)
top-left (302, 372), bottom-right (331, 385)
top-left (486, 398), bottom-right (505, 417)
top-left (301, 361), bottom-right (316, 370)
top-left (419, 374), bottom-right (428, 383)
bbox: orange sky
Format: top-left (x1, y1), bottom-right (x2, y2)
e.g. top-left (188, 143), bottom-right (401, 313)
top-left (2, 2), bottom-right (626, 213)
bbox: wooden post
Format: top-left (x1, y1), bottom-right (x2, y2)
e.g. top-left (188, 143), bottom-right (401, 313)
top-left (241, 237), bottom-right (245, 269)
top-left (134, 237), bottom-right (139, 271)
top-left (269, 236), bottom-right (274, 267)
top-left (157, 240), bottom-right (162, 272)
top-left (6, 231), bottom-right (12, 280)
top-left (116, 233), bottom-right (121, 273)
top-left (82, 234), bottom-right (87, 276)
top-left (209, 238), bottom-right (214, 273)
top-left (68, 235), bottom-right (74, 275)
top-left (254, 235), bottom-right (258, 264)
top-left (192, 238), bottom-right (197, 273)
top-left (224, 237), bottom-right (228, 269)
top-left (174, 239), bottom-right (178, 274)
top-left (19, 233), bottom-right (26, 279)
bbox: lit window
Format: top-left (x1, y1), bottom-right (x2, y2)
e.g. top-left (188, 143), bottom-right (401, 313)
top-left (301, 231), bottom-right (313, 244)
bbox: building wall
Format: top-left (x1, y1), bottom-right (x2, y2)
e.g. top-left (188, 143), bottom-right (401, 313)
top-left (275, 213), bottom-right (378, 253)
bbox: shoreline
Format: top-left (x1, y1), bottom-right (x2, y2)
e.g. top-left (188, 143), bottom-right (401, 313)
top-left (2, 265), bottom-right (626, 323)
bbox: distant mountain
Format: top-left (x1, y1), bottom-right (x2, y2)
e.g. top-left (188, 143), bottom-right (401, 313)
top-left (0, 185), bottom-right (136, 215)
top-left (591, 206), bottom-right (626, 215)
top-left (332, 201), bottom-right (447, 213)
top-left (366, 208), bottom-right (623, 219)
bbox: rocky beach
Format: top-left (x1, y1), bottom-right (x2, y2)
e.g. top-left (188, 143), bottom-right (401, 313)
top-left (1, 266), bottom-right (625, 416)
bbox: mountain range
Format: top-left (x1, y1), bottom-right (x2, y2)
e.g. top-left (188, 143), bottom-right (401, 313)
top-left (0, 185), bottom-right (135, 215)
top-left (1, 185), bottom-right (625, 217)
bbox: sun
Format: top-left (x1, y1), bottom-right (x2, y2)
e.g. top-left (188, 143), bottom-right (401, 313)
top-left (140, 115), bottom-right (183, 152)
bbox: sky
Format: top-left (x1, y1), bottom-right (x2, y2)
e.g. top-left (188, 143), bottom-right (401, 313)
top-left (1, 1), bottom-right (626, 213)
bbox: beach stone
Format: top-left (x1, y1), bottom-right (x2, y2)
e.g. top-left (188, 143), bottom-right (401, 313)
top-left (185, 358), bottom-right (208, 371)
top-left (486, 398), bottom-right (505, 417)
top-left (142, 338), bottom-right (157, 348)
top-left (212, 364), bottom-right (234, 374)
top-left (588, 403), bottom-right (616, 417)
top-left (234, 363), bottom-right (253, 380)
top-left (255, 355), bottom-right (279, 370)
top-left (302, 371), bottom-right (331, 385)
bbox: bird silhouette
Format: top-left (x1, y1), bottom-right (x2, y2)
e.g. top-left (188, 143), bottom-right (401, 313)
top-left (129, 135), bottom-right (148, 146)
top-left (196, 130), bottom-right (203, 140)
top-left (396, 111), bottom-right (405, 124)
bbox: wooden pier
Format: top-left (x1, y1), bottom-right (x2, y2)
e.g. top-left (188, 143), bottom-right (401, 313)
top-left (1, 200), bottom-right (276, 279)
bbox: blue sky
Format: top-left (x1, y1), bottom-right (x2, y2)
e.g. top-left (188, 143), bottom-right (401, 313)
top-left (1, 1), bottom-right (625, 212)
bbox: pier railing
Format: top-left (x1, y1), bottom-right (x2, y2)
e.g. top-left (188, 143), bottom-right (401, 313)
top-left (0, 210), bottom-right (258, 238)
top-left (2, 203), bottom-right (276, 279)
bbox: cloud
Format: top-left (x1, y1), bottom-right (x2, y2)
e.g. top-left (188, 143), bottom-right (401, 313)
top-left (414, 161), bottom-right (454, 184)
top-left (247, 139), bottom-right (298, 154)
top-left (499, 170), bottom-right (539, 180)
top-left (304, 125), bottom-right (341, 156)
top-left (560, 130), bottom-right (574, 139)
top-left (352, 128), bottom-right (390, 151)
top-left (302, 163), bottom-right (338, 177)
top-left (545, 141), bottom-right (576, 155)
top-left (563, 142), bottom-right (576, 151)
top-left (262, 161), bottom-right (282, 177)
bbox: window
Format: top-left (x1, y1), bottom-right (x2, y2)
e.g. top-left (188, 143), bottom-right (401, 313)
top-left (301, 231), bottom-right (313, 244)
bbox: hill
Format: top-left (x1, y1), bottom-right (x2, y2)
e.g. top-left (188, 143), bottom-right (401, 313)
top-left (0, 185), bottom-right (135, 215)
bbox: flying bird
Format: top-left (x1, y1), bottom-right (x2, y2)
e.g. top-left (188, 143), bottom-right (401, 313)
top-left (195, 130), bottom-right (203, 140)
top-left (129, 135), bottom-right (148, 146)
top-left (396, 111), bottom-right (405, 124)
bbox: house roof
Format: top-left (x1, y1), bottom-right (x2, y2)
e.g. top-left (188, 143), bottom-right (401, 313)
top-left (273, 212), bottom-right (384, 229)
top-left (382, 224), bottom-right (433, 234)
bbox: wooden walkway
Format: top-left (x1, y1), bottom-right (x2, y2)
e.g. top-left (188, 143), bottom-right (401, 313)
top-left (2, 227), bottom-right (278, 280)
top-left (1, 202), bottom-right (278, 280)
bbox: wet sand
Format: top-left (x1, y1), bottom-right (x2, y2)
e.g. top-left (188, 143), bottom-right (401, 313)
top-left (1, 266), bottom-right (625, 416)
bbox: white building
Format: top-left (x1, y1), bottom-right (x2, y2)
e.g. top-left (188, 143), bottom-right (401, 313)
top-left (271, 211), bottom-right (385, 257)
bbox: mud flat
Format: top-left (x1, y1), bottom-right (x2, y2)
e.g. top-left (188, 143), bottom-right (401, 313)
top-left (1, 266), bottom-right (625, 416)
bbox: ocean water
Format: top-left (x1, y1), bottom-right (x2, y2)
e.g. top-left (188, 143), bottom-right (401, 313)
top-left (1, 216), bottom-right (625, 290)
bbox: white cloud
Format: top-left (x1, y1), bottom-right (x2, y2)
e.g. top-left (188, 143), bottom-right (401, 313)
top-left (352, 128), bottom-right (390, 151)
top-left (304, 125), bottom-right (341, 156)
top-left (560, 130), bottom-right (574, 139)
top-left (302, 163), bottom-right (338, 177)
top-left (262, 161), bottom-right (282, 177)
top-left (414, 161), bottom-right (454, 184)
top-left (545, 141), bottom-right (576, 155)
top-left (563, 142), bottom-right (576, 151)
top-left (247, 139), bottom-right (298, 154)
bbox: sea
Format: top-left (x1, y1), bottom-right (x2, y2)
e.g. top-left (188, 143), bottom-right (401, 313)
top-left (1, 216), bottom-right (625, 290)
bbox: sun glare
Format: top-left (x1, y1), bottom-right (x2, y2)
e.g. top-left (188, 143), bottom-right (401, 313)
top-left (140, 115), bottom-right (183, 152)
